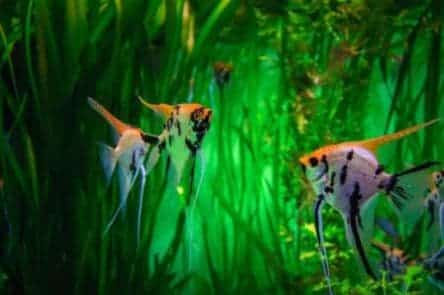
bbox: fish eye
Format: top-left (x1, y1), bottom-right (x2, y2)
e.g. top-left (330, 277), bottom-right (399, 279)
top-left (191, 108), bottom-right (205, 121)
top-left (309, 157), bottom-right (318, 167)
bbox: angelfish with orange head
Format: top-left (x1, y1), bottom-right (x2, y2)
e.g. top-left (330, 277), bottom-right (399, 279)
top-left (138, 96), bottom-right (212, 187)
top-left (88, 97), bottom-right (159, 244)
top-left (299, 119), bottom-right (439, 293)
top-left (138, 96), bottom-right (213, 270)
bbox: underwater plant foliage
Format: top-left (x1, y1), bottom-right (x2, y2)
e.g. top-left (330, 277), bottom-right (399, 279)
top-left (0, 0), bottom-right (443, 294)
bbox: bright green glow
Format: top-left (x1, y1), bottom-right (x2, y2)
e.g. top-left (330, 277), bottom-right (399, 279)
top-left (0, 1), bottom-right (443, 294)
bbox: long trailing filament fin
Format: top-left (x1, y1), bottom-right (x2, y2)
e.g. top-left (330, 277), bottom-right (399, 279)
top-left (314, 195), bottom-right (334, 295)
top-left (356, 119), bottom-right (439, 152)
top-left (88, 97), bottom-right (130, 135)
top-left (138, 96), bottom-right (174, 120)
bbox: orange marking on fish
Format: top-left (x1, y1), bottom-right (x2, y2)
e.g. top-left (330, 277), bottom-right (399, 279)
top-left (88, 97), bottom-right (132, 135)
top-left (137, 96), bottom-right (175, 119)
top-left (138, 96), bottom-right (211, 120)
top-left (300, 119), bottom-right (439, 166)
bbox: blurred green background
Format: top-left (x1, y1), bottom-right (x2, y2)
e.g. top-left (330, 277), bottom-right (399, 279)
top-left (0, 0), bottom-right (443, 294)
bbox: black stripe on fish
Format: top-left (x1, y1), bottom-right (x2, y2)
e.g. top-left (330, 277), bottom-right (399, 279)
top-left (330, 171), bottom-right (336, 187)
top-left (349, 182), bottom-right (377, 280)
top-left (168, 134), bottom-right (174, 146)
top-left (350, 182), bottom-right (362, 220)
top-left (176, 120), bottom-right (182, 136)
top-left (130, 151), bottom-right (137, 172)
top-left (324, 186), bottom-right (334, 194)
top-left (347, 150), bottom-right (354, 161)
top-left (158, 140), bottom-right (166, 151)
top-left (185, 138), bottom-right (199, 155)
top-left (141, 132), bottom-right (159, 144)
top-left (166, 117), bottom-right (174, 131)
top-left (165, 155), bottom-right (171, 175)
top-left (309, 157), bottom-right (318, 167)
top-left (321, 155), bottom-right (329, 173)
top-left (375, 165), bottom-right (384, 176)
top-left (340, 165), bottom-right (348, 185)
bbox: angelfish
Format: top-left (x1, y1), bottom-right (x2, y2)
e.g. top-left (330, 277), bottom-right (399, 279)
top-left (299, 119), bottom-right (439, 291)
top-left (138, 96), bottom-right (212, 270)
top-left (137, 96), bottom-right (212, 187)
top-left (88, 97), bottom-right (159, 242)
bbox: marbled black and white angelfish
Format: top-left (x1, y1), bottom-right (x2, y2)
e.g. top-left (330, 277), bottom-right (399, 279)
top-left (88, 97), bottom-right (159, 244)
top-left (138, 96), bottom-right (212, 188)
top-left (299, 119), bottom-right (439, 293)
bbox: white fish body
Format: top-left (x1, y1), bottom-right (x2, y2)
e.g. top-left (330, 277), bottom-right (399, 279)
top-left (299, 119), bottom-right (439, 287)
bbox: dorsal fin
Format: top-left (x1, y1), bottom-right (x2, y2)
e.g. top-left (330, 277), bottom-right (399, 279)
top-left (356, 119), bottom-right (439, 152)
top-left (88, 97), bottom-right (131, 135)
top-left (138, 96), bottom-right (174, 120)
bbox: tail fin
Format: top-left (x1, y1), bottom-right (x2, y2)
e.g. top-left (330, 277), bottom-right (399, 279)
top-left (138, 96), bottom-right (174, 120)
top-left (387, 161), bottom-right (439, 233)
top-left (98, 143), bottom-right (117, 184)
top-left (88, 97), bottom-right (130, 135)
top-left (357, 119), bottom-right (439, 153)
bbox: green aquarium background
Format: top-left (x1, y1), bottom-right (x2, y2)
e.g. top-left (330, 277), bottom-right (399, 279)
top-left (0, 0), bottom-right (443, 294)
